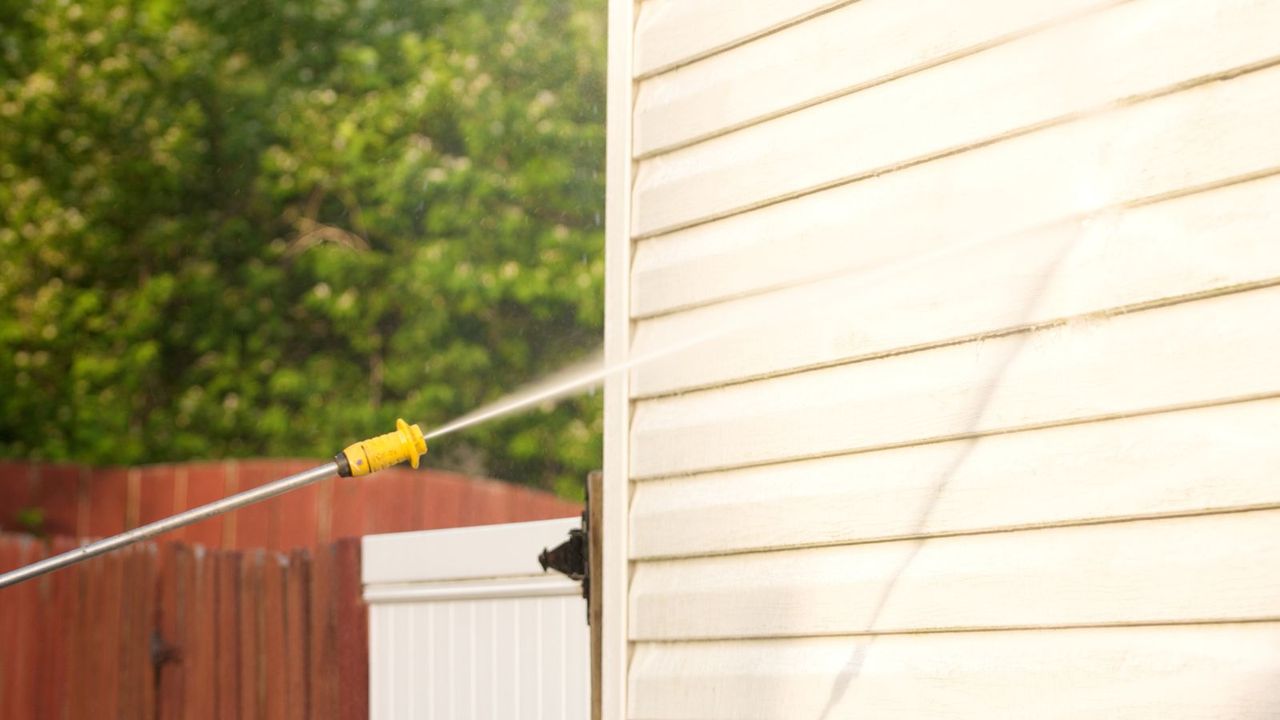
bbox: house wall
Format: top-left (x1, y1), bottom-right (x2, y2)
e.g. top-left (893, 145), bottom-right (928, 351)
top-left (606, 0), bottom-right (1280, 716)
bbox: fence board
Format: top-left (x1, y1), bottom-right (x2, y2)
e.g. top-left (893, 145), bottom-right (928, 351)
top-left (116, 546), bottom-right (139, 718)
top-left (139, 465), bottom-right (180, 544)
top-left (285, 550), bottom-right (311, 720)
top-left (157, 544), bottom-right (184, 718)
top-left (216, 550), bottom-right (242, 719)
top-left (335, 538), bottom-right (369, 720)
top-left (330, 476), bottom-right (367, 540)
top-left (263, 553), bottom-right (289, 720)
top-left (363, 472), bottom-right (421, 534)
top-left (141, 546), bottom-right (159, 720)
top-left (70, 543), bottom-right (99, 717)
top-left (183, 464), bottom-right (228, 549)
top-left (0, 461), bottom-right (34, 532)
top-left (273, 465), bottom-right (319, 551)
top-left (309, 542), bottom-right (340, 720)
top-left (240, 550), bottom-right (265, 720)
top-left (422, 474), bottom-right (467, 529)
top-left (0, 530), bottom-right (367, 720)
top-left (118, 543), bottom-right (158, 719)
top-left (33, 466), bottom-right (81, 537)
top-left (188, 547), bottom-right (218, 720)
top-left (39, 537), bottom-right (78, 719)
top-left (235, 464), bottom-right (281, 551)
top-left (0, 537), bottom-right (41, 717)
top-left (88, 467), bottom-right (130, 539)
top-left (102, 550), bottom-right (126, 718)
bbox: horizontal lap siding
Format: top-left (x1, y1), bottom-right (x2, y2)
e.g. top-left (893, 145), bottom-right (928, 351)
top-left (634, 0), bottom-right (1117, 156)
top-left (620, 0), bottom-right (1280, 717)
top-left (633, 0), bottom-right (851, 78)
top-left (629, 624), bottom-right (1280, 719)
top-left (631, 0), bottom-right (1280, 238)
top-left (630, 174), bottom-right (1280, 398)
top-left (630, 286), bottom-right (1280, 479)
top-left (631, 509), bottom-right (1280, 640)
top-left (629, 397), bottom-right (1280, 560)
top-left (630, 64), bottom-right (1280, 320)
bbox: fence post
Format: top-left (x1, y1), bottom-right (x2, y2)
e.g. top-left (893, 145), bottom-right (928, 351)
top-left (588, 471), bottom-right (604, 720)
top-left (334, 538), bottom-right (368, 720)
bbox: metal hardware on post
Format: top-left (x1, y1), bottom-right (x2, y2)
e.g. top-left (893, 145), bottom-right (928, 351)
top-left (539, 526), bottom-right (586, 581)
top-left (537, 472), bottom-right (596, 625)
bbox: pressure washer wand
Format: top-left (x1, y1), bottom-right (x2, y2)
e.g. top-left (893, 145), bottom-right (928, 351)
top-left (0, 419), bottom-right (427, 590)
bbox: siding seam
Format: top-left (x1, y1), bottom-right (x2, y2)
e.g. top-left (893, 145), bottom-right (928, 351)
top-left (629, 275), bottom-right (1280, 401)
top-left (629, 166), bottom-right (1280, 321)
top-left (632, 0), bottom-right (1129, 160)
top-left (633, 0), bottom-right (858, 81)
top-left (628, 616), bottom-right (1280, 644)
top-left (629, 502), bottom-right (1280, 563)
top-left (631, 390), bottom-right (1280, 482)
top-left (630, 55), bottom-right (1280, 241)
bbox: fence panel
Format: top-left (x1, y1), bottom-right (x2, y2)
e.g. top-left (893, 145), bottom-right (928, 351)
top-left (364, 518), bottom-right (590, 719)
top-left (0, 533), bottom-right (367, 720)
top-left (0, 461), bottom-right (579, 552)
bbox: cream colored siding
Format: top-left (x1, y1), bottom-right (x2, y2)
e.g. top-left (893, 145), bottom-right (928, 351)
top-left (606, 0), bottom-right (1280, 716)
top-left (630, 288), bottom-right (1280, 478)
top-left (629, 69), bottom-right (1280, 319)
top-left (631, 510), bottom-right (1280, 640)
top-left (630, 625), bottom-right (1280, 719)
top-left (634, 0), bottom-right (1118, 156)
top-left (630, 176), bottom-right (1280, 398)
top-left (631, 0), bottom-right (1280, 239)
top-left (634, 0), bottom-right (851, 78)
top-left (630, 398), bottom-right (1280, 559)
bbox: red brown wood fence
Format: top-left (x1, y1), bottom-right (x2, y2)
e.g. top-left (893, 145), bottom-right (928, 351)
top-left (0, 533), bottom-right (368, 720)
top-left (0, 460), bottom-right (580, 551)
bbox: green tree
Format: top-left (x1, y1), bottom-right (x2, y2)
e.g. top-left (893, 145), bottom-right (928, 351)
top-left (0, 0), bottom-right (605, 497)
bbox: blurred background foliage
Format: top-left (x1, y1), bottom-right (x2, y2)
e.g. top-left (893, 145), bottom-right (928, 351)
top-left (0, 0), bottom-right (605, 498)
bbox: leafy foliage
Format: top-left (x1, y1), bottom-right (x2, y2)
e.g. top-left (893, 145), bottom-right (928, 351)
top-left (0, 0), bottom-right (605, 497)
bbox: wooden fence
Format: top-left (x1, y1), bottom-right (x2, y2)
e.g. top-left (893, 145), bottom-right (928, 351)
top-left (0, 459), bottom-right (580, 551)
top-left (0, 533), bottom-right (367, 720)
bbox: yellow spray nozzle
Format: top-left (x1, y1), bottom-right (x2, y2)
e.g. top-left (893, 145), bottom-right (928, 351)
top-left (336, 418), bottom-right (428, 477)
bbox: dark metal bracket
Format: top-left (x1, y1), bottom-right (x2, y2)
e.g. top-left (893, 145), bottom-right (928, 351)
top-left (539, 525), bottom-right (586, 582)
top-left (537, 478), bottom-right (592, 619)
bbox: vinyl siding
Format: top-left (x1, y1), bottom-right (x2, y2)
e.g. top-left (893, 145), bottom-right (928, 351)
top-left (607, 0), bottom-right (1280, 717)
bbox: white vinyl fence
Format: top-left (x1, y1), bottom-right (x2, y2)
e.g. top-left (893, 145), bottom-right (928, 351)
top-left (364, 517), bottom-right (589, 720)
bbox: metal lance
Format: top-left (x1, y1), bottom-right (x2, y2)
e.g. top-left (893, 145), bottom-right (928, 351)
top-left (0, 419), bottom-right (427, 589)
